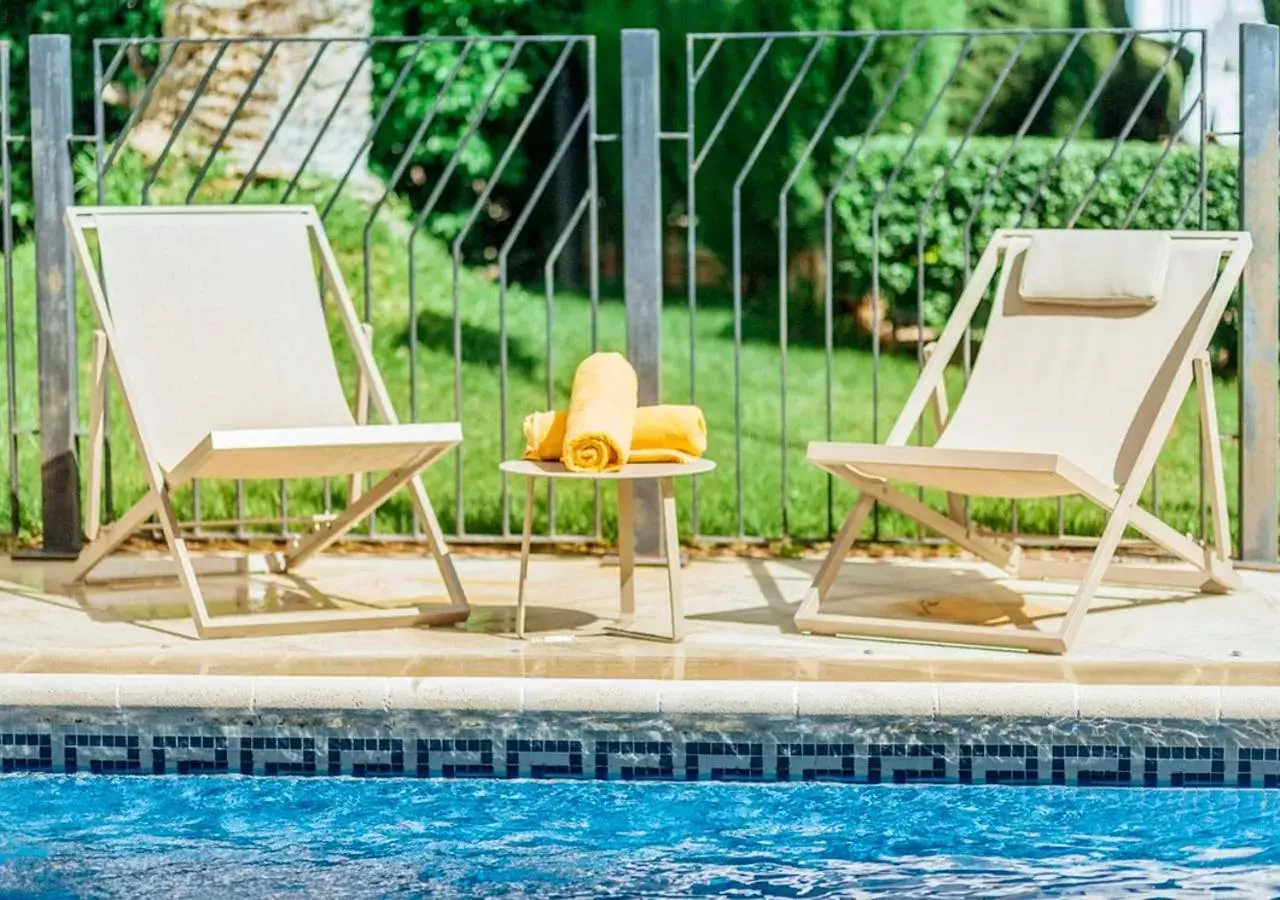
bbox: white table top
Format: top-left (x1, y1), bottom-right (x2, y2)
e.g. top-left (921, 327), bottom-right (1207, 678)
top-left (499, 458), bottom-right (716, 480)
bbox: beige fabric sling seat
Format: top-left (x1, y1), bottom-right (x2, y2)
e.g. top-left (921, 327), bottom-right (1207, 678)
top-left (798, 228), bottom-right (1250, 654)
top-left (65, 205), bottom-right (469, 639)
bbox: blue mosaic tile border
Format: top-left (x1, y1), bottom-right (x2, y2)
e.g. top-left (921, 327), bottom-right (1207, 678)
top-left (3, 711), bottom-right (1280, 786)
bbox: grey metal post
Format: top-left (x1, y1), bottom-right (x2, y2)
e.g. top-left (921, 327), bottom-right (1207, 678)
top-left (30, 35), bottom-right (80, 555)
top-left (1238, 22), bottom-right (1279, 563)
top-left (622, 28), bottom-right (663, 557)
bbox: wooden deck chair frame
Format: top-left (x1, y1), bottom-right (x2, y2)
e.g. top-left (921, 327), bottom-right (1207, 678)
top-left (65, 205), bottom-right (470, 639)
top-left (796, 229), bottom-right (1251, 655)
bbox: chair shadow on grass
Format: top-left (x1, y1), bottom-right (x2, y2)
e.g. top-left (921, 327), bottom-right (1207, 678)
top-left (396, 308), bottom-right (541, 377)
top-left (689, 556), bottom-right (1206, 636)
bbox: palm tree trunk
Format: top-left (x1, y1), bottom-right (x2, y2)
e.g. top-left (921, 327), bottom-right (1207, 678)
top-left (128, 0), bottom-right (375, 190)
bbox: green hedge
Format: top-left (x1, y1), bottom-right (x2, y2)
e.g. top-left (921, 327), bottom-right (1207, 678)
top-left (827, 136), bottom-right (1239, 363)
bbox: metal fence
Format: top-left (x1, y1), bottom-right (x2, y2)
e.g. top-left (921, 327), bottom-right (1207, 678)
top-left (681, 26), bottom-right (1218, 547)
top-left (12, 32), bottom-right (609, 549)
top-left (4, 24), bottom-right (1280, 564)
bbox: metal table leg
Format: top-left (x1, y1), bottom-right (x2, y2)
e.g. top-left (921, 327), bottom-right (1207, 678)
top-left (616, 479), bottom-right (636, 628)
top-left (515, 476), bottom-right (535, 639)
top-left (606, 476), bottom-right (683, 643)
top-left (660, 476), bottom-right (685, 641)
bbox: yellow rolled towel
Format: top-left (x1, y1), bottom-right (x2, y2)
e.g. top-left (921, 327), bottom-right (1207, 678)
top-left (561, 352), bottom-right (638, 472)
top-left (630, 405), bottom-right (708, 462)
top-left (523, 410), bottom-right (568, 461)
top-left (524, 406), bottom-right (707, 464)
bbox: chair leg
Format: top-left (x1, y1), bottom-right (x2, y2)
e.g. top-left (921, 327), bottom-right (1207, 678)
top-left (848, 472), bottom-right (1020, 572)
top-left (286, 450), bottom-right (444, 570)
top-left (794, 485), bottom-right (1067, 654)
top-left (407, 473), bottom-right (470, 614)
top-left (923, 342), bottom-right (967, 527)
top-left (69, 490), bottom-right (160, 583)
top-left (617, 479), bottom-right (636, 626)
top-left (795, 494), bottom-right (873, 624)
top-left (605, 478), bottom-right (684, 643)
top-left (71, 484), bottom-right (213, 635)
top-left (1057, 503), bottom-right (1135, 649)
top-left (347, 322), bottom-right (374, 506)
top-left (1125, 506), bottom-right (1239, 591)
top-left (84, 331), bottom-right (108, 542)
top-left (1195, 354), bottom-right (1232, 560)
top-left (659, 477), bottom-right (685, 642)
top-left (153, 486), bottom-right (215, 635)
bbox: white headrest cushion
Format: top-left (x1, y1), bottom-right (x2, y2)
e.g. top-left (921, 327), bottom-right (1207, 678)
top-left (1018, 230), bottom-right (1171, 307)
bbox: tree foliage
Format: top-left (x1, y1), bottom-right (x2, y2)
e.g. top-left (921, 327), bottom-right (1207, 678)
top-left (370, 0), bottom-right (581, 254)
top-left (0, 0), bottom-right (1199, 276)
top-left (586, 0), bottom-right (967, 279)
top-left (0, 0), bottom-right (165, 223)
top-left (954, 0), bottom-right (1186, 141)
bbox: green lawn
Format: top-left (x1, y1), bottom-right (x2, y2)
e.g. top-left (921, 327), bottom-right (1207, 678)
top-left (0, 183), bottom-right (1238, 547)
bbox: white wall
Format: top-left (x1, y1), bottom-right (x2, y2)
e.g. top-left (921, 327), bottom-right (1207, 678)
top-left (1126, 0), bottom-right (1266, 145)
top-left (1127, 0), bottom-right (1228, 30)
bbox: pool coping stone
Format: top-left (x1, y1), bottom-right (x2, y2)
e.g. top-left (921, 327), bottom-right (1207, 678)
top-left (0, 673), bottom-right (1274, 721)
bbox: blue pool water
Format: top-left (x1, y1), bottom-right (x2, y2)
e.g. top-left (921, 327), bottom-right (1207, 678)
top-left (0, 777), bottom-right (1278, 897)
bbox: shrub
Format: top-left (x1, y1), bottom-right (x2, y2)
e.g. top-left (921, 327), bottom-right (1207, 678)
top-left (827, 136), bottom-right (1239, 364)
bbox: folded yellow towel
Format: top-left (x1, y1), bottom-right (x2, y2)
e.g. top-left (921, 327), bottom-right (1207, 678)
top-left (524, 405), bottom-right (707, 464)
top-left (561, 352), bottom-right (638, 472)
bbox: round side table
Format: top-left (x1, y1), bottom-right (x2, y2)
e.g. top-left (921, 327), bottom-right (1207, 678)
top-left (498, 458), bottom-right (716, 642)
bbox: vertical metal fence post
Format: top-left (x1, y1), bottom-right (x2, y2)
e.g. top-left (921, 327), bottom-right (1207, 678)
top-left (1238, 22), bottom-right (1279, 563)
top-left (29, 35), bottom-right (81, 555)
top-left (621, 28), bottom-right (663, 557)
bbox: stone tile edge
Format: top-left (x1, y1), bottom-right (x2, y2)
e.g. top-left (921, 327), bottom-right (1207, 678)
top-left (0, 676), bottom-right (1273, 720)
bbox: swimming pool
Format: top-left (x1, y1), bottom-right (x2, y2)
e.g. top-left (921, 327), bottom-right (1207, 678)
top-left (1, 777), bottom-right (1277, 897)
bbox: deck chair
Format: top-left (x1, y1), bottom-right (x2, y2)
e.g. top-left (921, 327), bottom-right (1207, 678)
top-left (64, 205), bottom-right (470, 639)
top-left (797, 229), bottom-right (1251, 655)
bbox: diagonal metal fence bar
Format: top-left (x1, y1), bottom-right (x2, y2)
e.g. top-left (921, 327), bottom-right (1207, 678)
top-left (1014, 34), bottom-right (1136, 228)
top-left (186, 40), bottom-right (281, 202)
top-left (541, 191), bottom-right (592, 536)
top-left (910, 35), bottom-right (1027, 530)
top-left (280, 44), bottom-right (377, 205)
top-left (141, 42), bottom-right (229, 203)
top-left (867, 37), bottom-right (975, 539)
top-left (321, 41), bottom-right (427, 220)
top-left (692, 39), bottom-right (774, 173)
top-left (961, 34), bottom-right (1085, 278)
top-left (450, 41), bottom-right (578, 535)
top-left (101, 43), bottom-right (179, 177)
top-left (230, 43), bottom-right (330, 202)
top-left (98, 45), bottom-right (129, 95)
top-left (692, 38), bottom-right (724, 85)
top-left (496, 99), bottom-right (590, 532)
top-left (731, 36), bottom-right (826, 536)
top-left (957, 33), bottom-right (1087, 544)
top-left (776, 36), bottom-right (878, 537)
top-left (407, 41), bottom-right (525, 537)
top-left (1120, 92), bottom-right (1204, 228)
top-left (1065, 33), bottom-right (1187, 227)
top-left (366, 40), bottom-right (474, 329)
top-left (818, 37), bottom-right (930, 541)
